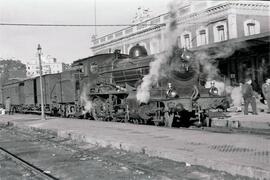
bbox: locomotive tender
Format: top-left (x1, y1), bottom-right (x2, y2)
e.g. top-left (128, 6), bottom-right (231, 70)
top-left (2, 44), bottom-right (228, 127)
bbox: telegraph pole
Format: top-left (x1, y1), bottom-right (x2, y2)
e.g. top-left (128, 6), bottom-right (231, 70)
top-left (37, 44), bottom-right (46, 120)
top-left (94, 0), bottom-right (97, 36)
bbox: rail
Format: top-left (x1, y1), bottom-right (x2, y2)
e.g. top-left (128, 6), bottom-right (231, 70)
top-left (0, 147), bottom-right (59, 180)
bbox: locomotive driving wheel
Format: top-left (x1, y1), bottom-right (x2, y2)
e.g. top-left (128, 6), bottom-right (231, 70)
top-left (137, 104), bottom-right (150, 122)
top-left (137, 102), bottom-right (157, 124)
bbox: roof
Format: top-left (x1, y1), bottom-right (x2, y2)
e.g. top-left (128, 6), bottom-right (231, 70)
top-left (72, 53), bottom-right (129, 66)
top-left (2, 79), bottom-right (24, 86)
top-left (72, 54), bottom-right (115, 65)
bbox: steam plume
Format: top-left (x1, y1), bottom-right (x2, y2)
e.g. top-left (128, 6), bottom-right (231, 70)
top-left (230, 86), bottom-right (243, 108)
top-left (194, 42), bottom-right (247, 80)
top-left (136, 0), bottom-right (180, 103)
top-left (80, 85), bottom-right (93, 114)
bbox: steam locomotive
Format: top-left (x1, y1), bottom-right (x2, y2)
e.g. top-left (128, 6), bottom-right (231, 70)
top-left (2, 44), bottom-right (228, 127)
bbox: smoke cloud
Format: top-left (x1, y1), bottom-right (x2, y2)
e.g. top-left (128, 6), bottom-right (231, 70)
top-left (80, 84), bottom-right (93, 114)
top-left (197, 42), bottom-right (247, 109)
top-left (136, 0), bottom-right (180, 103)
top-left (136, 58), bottom-right (160, 103)
top-left (195, 42), bottom-right (247, 80)
top-left (230, 86), bottom-right (243, 108)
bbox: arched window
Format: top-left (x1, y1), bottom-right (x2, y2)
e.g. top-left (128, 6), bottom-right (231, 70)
top-left (244, 19), bottom-right (260, 36)
top-left (180, 31), bottom-right (192, 49)
top-left (196, 27), bottom-right (208, 46)
top-left (213, 21), bottom-right (228, 42)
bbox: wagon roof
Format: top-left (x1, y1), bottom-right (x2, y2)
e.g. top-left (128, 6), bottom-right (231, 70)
top-left (72, 53), bottom-right (129, 66)
top-left (73, 54), bottom-right (113, 65)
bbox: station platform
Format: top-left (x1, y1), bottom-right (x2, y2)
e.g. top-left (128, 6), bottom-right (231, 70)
top-left (211, 111), bottom-right (270, 130)
top-left (0, 114), bottom-right (269, 179)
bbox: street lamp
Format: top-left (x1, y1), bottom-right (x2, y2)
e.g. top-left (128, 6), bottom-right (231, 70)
top-left (37, 44), bottom-right (46, 120)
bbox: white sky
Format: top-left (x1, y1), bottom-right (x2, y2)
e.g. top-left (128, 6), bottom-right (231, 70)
top-left (0, 0), bottom-right (171, 64)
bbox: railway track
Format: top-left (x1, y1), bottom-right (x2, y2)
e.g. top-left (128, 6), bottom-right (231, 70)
top-left (0, 147), bottom-right (59, 180)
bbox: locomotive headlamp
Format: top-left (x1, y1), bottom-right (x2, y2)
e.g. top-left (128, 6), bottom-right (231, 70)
top-left (166, 83), bottom-right (178, 98)
top-left (181, 48), bottom-right (192, 62)
top-left (170, 91), bottom-right (178, 98)
top-left (185, 55), bottom-right (191, 60)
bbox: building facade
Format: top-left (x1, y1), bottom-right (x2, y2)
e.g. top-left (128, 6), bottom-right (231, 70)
top-left (90, 1), bottom-right (270, 88)
top-left (91, 1), bottom-right (269, 55)
top-left (26, 56), bottom-right (66, 78)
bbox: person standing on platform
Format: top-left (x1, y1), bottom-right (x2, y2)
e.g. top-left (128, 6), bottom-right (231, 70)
top-left (262, 78), bottom-right (270, 113)
top-left (5, 97), bottom-right (12, 115)
top-left (242, 78), bottom-right (258, 115)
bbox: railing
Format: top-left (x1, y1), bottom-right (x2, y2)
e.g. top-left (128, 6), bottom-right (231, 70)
top-left (92, 15), bottom-right (166, 47)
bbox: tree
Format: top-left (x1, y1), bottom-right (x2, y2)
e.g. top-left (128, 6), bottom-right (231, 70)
top-left (0, 59), bottom-right (26, 86)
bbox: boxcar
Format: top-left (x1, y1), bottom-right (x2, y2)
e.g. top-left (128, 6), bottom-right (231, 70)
top-left (23, 78), bottom-right (35, 105)
top-left (58, 70), bottom-right (77, 104)
top-left (35, 73), bottom-right (61, 105)
top-left (2, 80), bottom-right (22, 106)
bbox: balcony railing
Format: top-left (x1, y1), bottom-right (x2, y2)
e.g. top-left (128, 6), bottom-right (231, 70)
top-left (92, 15), bottom-right (166, 47)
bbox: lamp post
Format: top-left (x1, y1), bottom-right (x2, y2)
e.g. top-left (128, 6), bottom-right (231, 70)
top-left (37, 44), bottom-right (46, 120)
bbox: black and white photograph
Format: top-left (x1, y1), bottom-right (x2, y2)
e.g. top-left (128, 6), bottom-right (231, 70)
top-left (0, 0), bottom-right (269, 179)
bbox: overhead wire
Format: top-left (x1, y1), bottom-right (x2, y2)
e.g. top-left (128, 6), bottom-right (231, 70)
top-left (0, 23), bottom-right (164, 27)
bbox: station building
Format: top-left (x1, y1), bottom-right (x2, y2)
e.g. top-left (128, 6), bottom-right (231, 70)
top-left (90, 1), bottom-right (270, 89)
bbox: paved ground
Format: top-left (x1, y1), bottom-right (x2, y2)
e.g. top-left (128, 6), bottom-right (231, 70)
top-left (0, 125), bottom-right (246, 180)
top-left (0, 114), bottom-right (269, 179)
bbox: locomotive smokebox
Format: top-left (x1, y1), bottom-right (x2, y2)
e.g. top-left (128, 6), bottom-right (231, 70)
top-left (167, 47), bottom-right (197, 81)
top-left (165, 47), bottom-right (199, 99)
